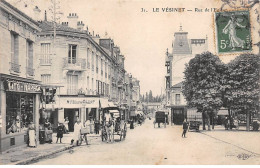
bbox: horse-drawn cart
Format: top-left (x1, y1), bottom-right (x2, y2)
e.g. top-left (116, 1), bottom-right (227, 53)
top-left (154, 111), bottom-right (167, 128)
top-left (101, 107), bottom-right (127, 142)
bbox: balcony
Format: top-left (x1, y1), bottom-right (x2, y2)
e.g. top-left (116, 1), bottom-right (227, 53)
top-left (26, 67), bottom-right (34, 76)
top-left (67, 89), bottom-right (79, 95)
top-left (40, 58), bottom-right (52, 65)
top-left (9, 62), bottom-right (21, 73)
top-left (63, 58), bottom-right (86, 71)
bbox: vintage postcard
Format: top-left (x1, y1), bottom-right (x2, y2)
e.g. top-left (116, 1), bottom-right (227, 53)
top-left (0, 0), bottom-right (259, 166)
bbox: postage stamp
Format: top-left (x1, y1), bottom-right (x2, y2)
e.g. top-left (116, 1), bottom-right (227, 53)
top-left (215, 10), bottom-right (252, 54)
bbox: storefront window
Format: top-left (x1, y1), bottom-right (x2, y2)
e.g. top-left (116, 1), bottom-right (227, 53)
top-left (6, 93), bottom-right (34, 134)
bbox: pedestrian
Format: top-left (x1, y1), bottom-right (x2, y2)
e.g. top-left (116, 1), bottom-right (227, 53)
top-left (94, 120), bottom-right (100, 134)
top-left (224, 116), bottom-right (229, 130)
top-left (71, 117), bottom-right (84, 146)
top-left (182, 121), bottom-right (189, 138)
top-left (64, 117), bottom-right (69, 133)
top-left (56, 122), bottom-right (64, 143)
top-left (28, 122), bottom-right (36, 147)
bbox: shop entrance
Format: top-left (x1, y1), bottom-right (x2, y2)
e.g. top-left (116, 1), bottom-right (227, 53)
top-left (171, 108), bottom-right (184, 125)
top-left (64, 108), bottom-right (79, 132)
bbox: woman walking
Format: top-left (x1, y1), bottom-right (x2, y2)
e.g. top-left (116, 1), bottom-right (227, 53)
top-left (28, 122), bottom-right (36, 147)
top-left (71, 117), bottom-right (84, 146)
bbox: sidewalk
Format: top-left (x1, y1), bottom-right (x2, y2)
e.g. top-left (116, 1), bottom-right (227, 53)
top-left (1, 123), bottom-right (137, 165)
top-left (0, 132), bottom-right (99, 165)
top-left (200, 125), bottom-right (260, 155)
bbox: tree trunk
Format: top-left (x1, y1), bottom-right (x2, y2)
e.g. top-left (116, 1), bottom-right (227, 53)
top-left (202, 112), bottom-right (206, 130)
top-left (206, 112), bottom-right (211, 131)
top-left (246, 111), bottom-right (250, 131)
top-left (212, 112), bottom-right (215, 130)
top-left (228, 108), bottom-right (232, 129)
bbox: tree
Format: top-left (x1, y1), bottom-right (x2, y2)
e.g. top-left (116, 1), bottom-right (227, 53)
top-left (182, 52), bottom-right (224, 130)
top-left (223, 54), bottom-right (260, 131)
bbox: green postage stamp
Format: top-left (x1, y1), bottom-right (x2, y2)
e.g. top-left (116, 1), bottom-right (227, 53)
top-left (215, 10), bottom-right (252, 54)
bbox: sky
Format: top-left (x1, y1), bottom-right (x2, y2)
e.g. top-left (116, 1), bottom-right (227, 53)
top-left (8, 0), bottom-right (259, 96)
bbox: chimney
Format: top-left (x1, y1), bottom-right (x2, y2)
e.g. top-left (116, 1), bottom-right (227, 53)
top-left (44, 10), bottom-right (47, 21)
top-left (67, 13), bottom-right (78, 29)
top-left (77, 21), bottom-right (85, 31)
top-left (33, 6), bottom-right (41, 21)
top-left (62, 22), bottom-right (68, 27)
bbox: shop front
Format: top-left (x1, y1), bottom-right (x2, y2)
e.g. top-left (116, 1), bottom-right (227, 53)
top-left (53, 96), bottom-right (111, 132)
top-left (0, 75), bottom-right (41, 153)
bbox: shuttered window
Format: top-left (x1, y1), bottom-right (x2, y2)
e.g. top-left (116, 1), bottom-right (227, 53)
top-left (10, 32), bottom-right (20, 73)
top-left (41, 74), bottom-right (51, 84)
top-left (40, 43), bottom-right (51, 64)
top-left (175, 94), bottom-right (181, 105)
top-left (27, 40), bottom-right (34, 76)
top-left (67, 74), bottom-right (78, 95)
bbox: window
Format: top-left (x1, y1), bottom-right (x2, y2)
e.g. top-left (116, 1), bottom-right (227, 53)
top-left (96, 55), bottom-right (98, 73)
top-left (67, 74), bottom-right (78, 95)
top-left (87, 48), bottom-right (90, 68)
top-left (87, 77), bottom-right (90, 94)
top-left (27, 40), bottom-right (34, 76)
top-left (41, 74), bottom-right (51, 84)
top-left (91, 78), bottom-right (94, 94)
top-left (175, 94), bottom-right (181, 105)
top-left (40, 43), bottom-right (51, 64)
top-left (68, 44), bottom-right (77, 64)
top-left (91, 52), bottom-right (94, 71)
top-left (6, 93), bottom-right (34, 134)
top-left (10, 32), bottom-right (20, 73)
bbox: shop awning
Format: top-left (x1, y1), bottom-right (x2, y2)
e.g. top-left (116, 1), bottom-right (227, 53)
top-left (217, 109), bottom-right (229, 115)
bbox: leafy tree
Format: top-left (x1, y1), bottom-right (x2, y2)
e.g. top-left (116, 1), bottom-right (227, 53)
top-left (182, 52), bottom-right (224, 130)
top-left (223, 54), bottom-right (260, 130)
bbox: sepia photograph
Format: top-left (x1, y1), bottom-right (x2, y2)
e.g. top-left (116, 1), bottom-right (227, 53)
top-left (0, 0), bottom-right (259, 165)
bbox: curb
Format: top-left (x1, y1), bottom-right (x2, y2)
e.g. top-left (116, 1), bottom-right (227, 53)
top-left (12, 145), bottom-right (74, 165)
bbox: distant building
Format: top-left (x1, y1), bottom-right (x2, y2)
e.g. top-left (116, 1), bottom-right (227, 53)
top-left (165, 26), bottom-right (208, 124)
top-left (0, 0), bottom-right (41, 153)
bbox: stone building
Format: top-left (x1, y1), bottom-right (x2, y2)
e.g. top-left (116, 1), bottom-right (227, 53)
top-left (0, 0), bottom-right (41, 153)
top-left (165, 26), bottom-right (208, 124)
top-left (36, 12), bottom-right (130, 131)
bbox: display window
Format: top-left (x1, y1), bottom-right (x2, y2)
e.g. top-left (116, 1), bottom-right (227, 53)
top-left (6, 93), bottom-right (34, 134)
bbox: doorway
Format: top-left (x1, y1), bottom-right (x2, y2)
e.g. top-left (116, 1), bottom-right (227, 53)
top-left (172, 108), bottom-right (184, 125)
top-left (64, 108), bottom-right (79, 132)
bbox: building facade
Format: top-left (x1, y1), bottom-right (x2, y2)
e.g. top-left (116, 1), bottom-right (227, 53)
top-left (165, 27), bottom-right (208, 124)
top-left (0, 0), bottom-right (41, 153)
top-left (36, 13), bottom-right (134, 131)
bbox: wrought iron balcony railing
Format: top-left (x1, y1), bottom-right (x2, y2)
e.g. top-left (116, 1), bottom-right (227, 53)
top-left (63, 58), bottom-right (86, 71)
top-left (67, 89), bottom-right (79, 95)
top-left (40, 58), bottom-right (52, 65)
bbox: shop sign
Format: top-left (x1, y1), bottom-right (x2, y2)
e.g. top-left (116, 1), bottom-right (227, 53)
top-left (67, 99), bottom-right (96, 105)
top-left (4, 79), bottom-right (41, 93)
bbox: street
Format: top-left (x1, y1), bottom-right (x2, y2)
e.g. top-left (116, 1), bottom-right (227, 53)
top-left (32, 119), bottom-right (260, 165)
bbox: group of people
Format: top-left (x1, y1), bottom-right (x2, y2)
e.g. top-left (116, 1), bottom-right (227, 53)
top-left (224, 116), bottom-right (239, 130)
top-left (70, 117), bottom-right (100, 146)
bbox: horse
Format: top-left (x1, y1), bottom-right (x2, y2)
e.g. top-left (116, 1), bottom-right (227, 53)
top-left (105, 120), bottom-right (114, 143)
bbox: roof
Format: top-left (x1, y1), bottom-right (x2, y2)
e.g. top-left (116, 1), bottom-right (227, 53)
top-left (39, 21), bottom-right (84, 34)
top-left (1, 0), bottom-right (39, 26)
top-left (172, 82), bottom-right (183, 88)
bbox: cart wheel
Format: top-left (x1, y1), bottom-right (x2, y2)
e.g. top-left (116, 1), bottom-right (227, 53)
top-left (120, 130), bottom-right (123, 141)
top-left (101, 130), bottom-right (104, 141)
